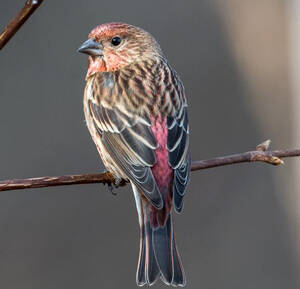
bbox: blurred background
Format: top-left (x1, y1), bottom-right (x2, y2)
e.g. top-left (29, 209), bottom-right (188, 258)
top-left (0, 0), bottom-right (299, 288)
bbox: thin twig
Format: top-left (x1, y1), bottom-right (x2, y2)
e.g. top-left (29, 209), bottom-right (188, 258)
top-left (0, 0), bottom-right (43, 50)
top-left (0, 141), bottom-right (299, 192)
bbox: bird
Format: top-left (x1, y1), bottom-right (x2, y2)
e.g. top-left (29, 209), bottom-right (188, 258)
top-left (78, 22), bottom-right (191, 287)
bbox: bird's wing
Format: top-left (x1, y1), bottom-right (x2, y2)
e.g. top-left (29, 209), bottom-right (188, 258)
top-left (88, 99), bottom-right (163, 209)
top-left (166, 74), bottom-right (191, 213)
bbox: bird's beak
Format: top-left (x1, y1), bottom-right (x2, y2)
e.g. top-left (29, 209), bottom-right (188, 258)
top-left (78, 38), bottom-right (103, 56)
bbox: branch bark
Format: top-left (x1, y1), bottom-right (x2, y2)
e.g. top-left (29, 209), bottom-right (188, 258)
top-left (0, 0), bottom-right (43, 50)
top-left (0, 140), bottom-right (299, 193)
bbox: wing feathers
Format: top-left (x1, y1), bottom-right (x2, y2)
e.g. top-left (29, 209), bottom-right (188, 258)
top-left (89, 97), bottom-right (163, 209)
top-left (100, 130), bottom-right (163, 209)
top-left (167, 105), bottom-right (191, 213)
top-left (87, 64), bottom-right (190, 214)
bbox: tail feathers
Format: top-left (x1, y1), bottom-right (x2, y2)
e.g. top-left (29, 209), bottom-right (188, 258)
top-left (137, 217), bottom-right (160, 286)
top-left (171, 237), bottom-right (186, 286)
top-left (152, 215), bottom-right (173, 284)
top-left (134, 187), bottom-right (186, 287)
top-left (153, 215), bottom-right (185, 286)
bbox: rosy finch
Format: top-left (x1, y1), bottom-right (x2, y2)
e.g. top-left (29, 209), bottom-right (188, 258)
top-left (78, 22), bottom-right (190, 287)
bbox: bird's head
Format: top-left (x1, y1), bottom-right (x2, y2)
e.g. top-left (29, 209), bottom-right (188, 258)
top-left (78, 22), bottom-right (162, 78)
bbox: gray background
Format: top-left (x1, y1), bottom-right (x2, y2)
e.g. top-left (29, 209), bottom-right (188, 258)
top-left (0, 1), bottom-right (298, 289)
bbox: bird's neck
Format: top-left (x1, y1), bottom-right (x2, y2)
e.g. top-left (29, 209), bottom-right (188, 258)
top-left (86, 57), bottom-right (107, 79)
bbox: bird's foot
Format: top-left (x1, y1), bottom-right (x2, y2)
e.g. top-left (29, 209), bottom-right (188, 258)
top-left (106, 179), bottom-right (121, 195)
top-left (102, 171), bottom-right (127, 195)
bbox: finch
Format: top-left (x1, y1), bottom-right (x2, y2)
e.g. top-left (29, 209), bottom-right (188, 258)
top-left (78, 22), bottom-right (191, 287)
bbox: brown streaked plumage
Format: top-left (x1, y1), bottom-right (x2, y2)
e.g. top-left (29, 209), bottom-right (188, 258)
top-left (79, 22), bottom-right (191, 287)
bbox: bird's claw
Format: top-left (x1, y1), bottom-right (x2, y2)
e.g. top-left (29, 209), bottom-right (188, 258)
top-left (107, 182), bottom-right (118, 195)
top-left (102, 174), bottom-right (123, 196)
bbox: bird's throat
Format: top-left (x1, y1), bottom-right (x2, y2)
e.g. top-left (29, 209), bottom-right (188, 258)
top-left (86, 57), bottom-right (107, 79)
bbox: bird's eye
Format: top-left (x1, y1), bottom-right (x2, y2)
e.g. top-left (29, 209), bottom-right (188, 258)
top-left (111, 36), bottom-right (122, 46)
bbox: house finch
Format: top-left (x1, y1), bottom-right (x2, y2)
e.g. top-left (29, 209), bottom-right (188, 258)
top-left (78, 22), bottom-right (191, 287)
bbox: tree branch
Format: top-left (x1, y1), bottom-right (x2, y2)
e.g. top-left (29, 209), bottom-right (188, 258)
top-left (0, 0), bottom-right (43, 50)
top-left (0, 140), bottom-right (299, 192)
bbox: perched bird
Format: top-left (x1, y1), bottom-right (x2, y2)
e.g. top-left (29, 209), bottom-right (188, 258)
top-left (78, 22), bottom-right (191, 287)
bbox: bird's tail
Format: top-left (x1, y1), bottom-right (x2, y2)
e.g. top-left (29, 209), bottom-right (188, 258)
top-left (132, 184), bottom-right (186, 287)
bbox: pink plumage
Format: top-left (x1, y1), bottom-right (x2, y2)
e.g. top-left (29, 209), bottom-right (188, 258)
top-left (150, 116), bottom-right (173, 228)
